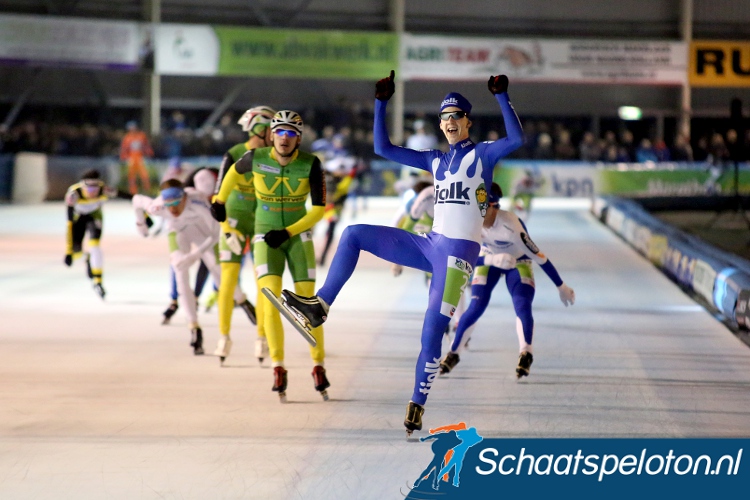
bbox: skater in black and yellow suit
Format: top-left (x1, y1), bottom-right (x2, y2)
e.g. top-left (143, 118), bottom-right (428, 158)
top-left (64, 169), bottom-right (117, 299)
top-left (214, 110), bottom-right (327, 401)
top-left (211, 106), bottom-right (275, 364)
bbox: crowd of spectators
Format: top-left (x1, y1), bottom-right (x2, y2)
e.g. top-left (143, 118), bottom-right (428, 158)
top-left (1, 107), bottom-right (749, 166)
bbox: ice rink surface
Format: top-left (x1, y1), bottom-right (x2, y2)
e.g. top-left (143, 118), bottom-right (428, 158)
top-left (2, 197), bottom-right (750, 499)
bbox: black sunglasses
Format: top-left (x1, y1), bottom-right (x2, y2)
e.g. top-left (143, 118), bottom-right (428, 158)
top-left (439, 111), bottom-right (468, 121)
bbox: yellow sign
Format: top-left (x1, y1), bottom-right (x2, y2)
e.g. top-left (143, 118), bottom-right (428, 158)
top-left (689, 40), bottom-right (750, 87)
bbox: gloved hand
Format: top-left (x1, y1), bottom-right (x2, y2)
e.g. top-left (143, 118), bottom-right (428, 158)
top-left (144, 214), bottom-right (154, 228)
top-left (487, 74), bottom-right (509, 95)
top-left (136, 222), bottom-right (149, 237)
top-left (210, 201), bottom-right (226, 222)
top-left (391, 264), bottom-right (403, 277)
top-left (225, 230), bottom-right (246, 255)
top-left (64, 254), bottom-right (73, 267)
top-left (558, 284), bottom-right (575, 307)
top-left (484, 253), bottom-right (517, 270)
top-left (375, 70), bottom-right (396, 101)
top-left (170, 250), bottom-right (200, 272)
top-left (264, 229), bottom-right (290, 249)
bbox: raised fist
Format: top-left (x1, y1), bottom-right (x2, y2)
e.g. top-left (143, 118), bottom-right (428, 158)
top-left (375, 70), bottom-right (396, 101)
top-left (487, 75), bottom-right (509, 95)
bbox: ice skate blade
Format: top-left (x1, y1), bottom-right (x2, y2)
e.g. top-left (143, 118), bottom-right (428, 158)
top-left (219, 356), bottom-right (226, 363)
top-left (261, 287), bottom-right (318, 347)
top-left (194, 347), bottom-right (205, 355)
top-left (320, 390), bottom-right (329, 401)
top-left (162, 317), bottom-right (171, 325)
top-left (278, 392), bottom-right (287, 403)
top-left (257, 357), bottom-right (264, 364)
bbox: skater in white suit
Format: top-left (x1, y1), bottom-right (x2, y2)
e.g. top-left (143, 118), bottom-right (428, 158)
top-left (133, 178), bottom-right (250, 355)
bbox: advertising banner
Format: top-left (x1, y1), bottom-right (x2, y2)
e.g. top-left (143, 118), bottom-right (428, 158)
top-left (402, 34), bottom-right (687, 84)
top-left (737, 289), bottom-right (750, 328)
top-left (155, 24), bottom-right (220, 76)
top-left (0, 14), bottom-right (142, 70)
top-left (690, 40), bottom-right (750, 87)
top-left (214, 27), bottom-right (398, 79)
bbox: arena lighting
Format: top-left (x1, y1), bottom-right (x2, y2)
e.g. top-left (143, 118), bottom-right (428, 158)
top-left (618, 106), bottom-right (643, 120)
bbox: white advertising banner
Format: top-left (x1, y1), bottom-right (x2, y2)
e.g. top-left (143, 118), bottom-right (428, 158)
top-left (401, 34), bottom-right (687, 85)
top-left (0, 14), bottom-right (141, 69)
top-left (155, 24), bottom-right (219, 76)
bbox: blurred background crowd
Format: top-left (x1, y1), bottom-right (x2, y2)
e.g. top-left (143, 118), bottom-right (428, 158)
top-left (3, 103), bottom-right (750, 167)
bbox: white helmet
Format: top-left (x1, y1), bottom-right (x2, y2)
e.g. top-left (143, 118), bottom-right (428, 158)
top-left (237, 106), bottom-right (276, 133)
top-left (271, 110), bottom-right (304, 134)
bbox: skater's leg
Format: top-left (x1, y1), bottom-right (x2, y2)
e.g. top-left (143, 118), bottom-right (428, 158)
top-left (127, 160), bottom-right (138, 195)
top-left (317, 224), bottom-right (431, 306)
top-left (169, 266), bottom-right (178, 301)
top-left (259, 274), bottom-right (285, 366)
top-left (287, 232), bottom-right (325, 364)
top-left (254, 237), bottom-right (287, 366)
top-left (449, 267), bottom-right (502, 353)
top-left (86, 217), bottom-right (104, 291)
top-left (194, 260), bottom-right (209, 297)
top-left (218, 263), bottom-right (239, 337)
top-left (411, 242), bottom-right (476, 406)
top-left (319, 219), bottom-right (337, 266)
top-left (506, 267), bottom-right (536, 353)
top-left (175, 266), bottom-right (198, 326)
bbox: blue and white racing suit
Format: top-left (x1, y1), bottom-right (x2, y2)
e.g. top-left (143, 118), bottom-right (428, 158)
top-left (317, 93), bottom-right (523, 406)
top-left (450, 209), bottom-right (564, 355)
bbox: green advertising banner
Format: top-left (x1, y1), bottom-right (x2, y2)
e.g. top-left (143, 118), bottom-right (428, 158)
top-left (213, 26), bottom-right (398, 79)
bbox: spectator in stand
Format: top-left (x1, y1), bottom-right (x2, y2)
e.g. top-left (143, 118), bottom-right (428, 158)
top-left (635, 138), bottom-right (658, 163)
top-left (654, 138), bottom-right (671, 162)
top-left (554, 129), bottom-right (577, 160)
top-left (725, 129), bottom-right (743, 163)
top-left (532, 132), bottom-right (554, 159)
top-left (579, 131), bottom-right (601, 162)
top-left (693, 135), bottom-right (709, 162)
top-left (619, 130), bottom-right (636, 161)
top-left (708, 132), bottom-right (729, 166)
top-left (406, 119), bottom-right (439, 151)
top-left (312, 125), bottom-right (336, 160)
top-left (671, 134), bottom-right (693, 162)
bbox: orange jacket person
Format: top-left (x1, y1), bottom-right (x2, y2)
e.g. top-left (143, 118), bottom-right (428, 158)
top-left (120, 121), bottom-right (154, 195)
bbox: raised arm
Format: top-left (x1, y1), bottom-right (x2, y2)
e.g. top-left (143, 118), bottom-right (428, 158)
top-left (372, 71), bottom-right (433, 172)
top-left (482, 75), bottom-right (524, 167)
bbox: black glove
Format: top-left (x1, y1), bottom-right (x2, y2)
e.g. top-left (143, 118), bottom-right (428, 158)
top-left (210, 201), bottom-right (226, 222)
top-left (487, 75), bottom-right (509, 95)
top-left (375, 70), bottom-right (396, 101)
top-left (144, 214), bottom-right (154, 228)
top-left (264, 229), bottom-right (290, 249)
top-left (64, 254), bottom-right (73, 267)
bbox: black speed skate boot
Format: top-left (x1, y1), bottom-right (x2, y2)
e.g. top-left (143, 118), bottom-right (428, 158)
top-left (92, 282), bottom-right (106, 300)
top-left (162, 300), bottom-right (179, 325)
top-left (439, 352), bottom-right (460, 375)
top-left (280, 290), bottom-right (328, 329)
top-left (516, 351), bottom-right (534, 379)
top-left (190, 327), bottom-right (204, 355)
top-left (237, 299), bottom-right (257, 325)
top-left (272, 366), bottom-right (288, 403)
top-left (404, 401), bottom-right (425, 438)
top-left (311, 366), bottom-right (330, 401)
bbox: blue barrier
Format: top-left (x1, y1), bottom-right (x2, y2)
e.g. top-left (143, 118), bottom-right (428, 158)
top-left (596, 195), bottom-right (750, 329)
